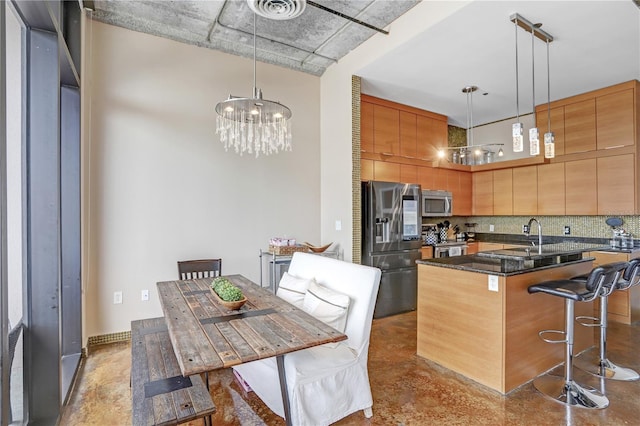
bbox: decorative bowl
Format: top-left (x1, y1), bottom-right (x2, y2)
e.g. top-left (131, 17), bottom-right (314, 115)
top-left (302, 242), bottom-right (333, 253)
top-left (211, 289), bottom-right (247, 310)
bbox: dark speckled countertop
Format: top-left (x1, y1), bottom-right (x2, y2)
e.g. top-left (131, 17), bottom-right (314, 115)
top-left (416, 241), bottom-right (610, 276)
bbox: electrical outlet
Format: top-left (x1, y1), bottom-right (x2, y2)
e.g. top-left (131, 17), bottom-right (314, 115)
top-left (523, 225), bottom-right (530, 234)
top-left (564, 226), bottom-right (571, 235)
top-left (335, 220), bottom-right (342, 231)
top-left (489, 224), bottom-right (495, 232)
top-left (141, 289), bottom-right (149, 301)
top-left (488, 275), bottom-right (499, 292)
top-left (113, 291), bottom-right (123, 304)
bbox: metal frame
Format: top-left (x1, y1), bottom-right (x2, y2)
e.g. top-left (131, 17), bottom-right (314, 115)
top-left (1, 4), bottom-right (10, 425)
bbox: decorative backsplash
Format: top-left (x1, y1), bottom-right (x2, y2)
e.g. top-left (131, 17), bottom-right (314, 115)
top-left (425, 215), bottom-right (640, 240)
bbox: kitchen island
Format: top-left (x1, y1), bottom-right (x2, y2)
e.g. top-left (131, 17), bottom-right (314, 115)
top-left (416, 243), bottom-right (609, 394)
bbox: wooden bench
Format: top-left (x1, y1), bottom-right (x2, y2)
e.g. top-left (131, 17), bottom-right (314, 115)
top-left (131, 317), bottom-right (216, 426)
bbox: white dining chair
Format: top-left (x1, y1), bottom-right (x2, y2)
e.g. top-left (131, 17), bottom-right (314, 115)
top-left (233, 252), bottom-right (382, 426)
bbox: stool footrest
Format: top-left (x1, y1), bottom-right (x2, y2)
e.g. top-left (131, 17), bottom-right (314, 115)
top-left (538, 329), bottom-right (567, 344)
top-left (575, 315), bottom-right (601, 328)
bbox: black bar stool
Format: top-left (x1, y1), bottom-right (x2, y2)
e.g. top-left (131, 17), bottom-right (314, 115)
top-left (527, 262), bottom-right (626, 409)
top-left (574, 259), bottom-right (640, 381)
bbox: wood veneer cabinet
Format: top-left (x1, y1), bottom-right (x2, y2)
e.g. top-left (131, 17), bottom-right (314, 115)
top-left (537, 163), bottom-right (565, 215)
top-left (512, 166), bottom-right (537, 215)
top-left (361, 159), bottom-right (374, 181)
top-left (455, 172), bottom-right (472, 216)
top-left (417, 261), bottom-right (593, 393)
top-left (399, 111), bottom-right (417, 158)
top-left (565, 159), bottom-right (597, 215)
top-left (399, 164), bottom-right (418, 184)
top-left (472, 171), bottom-right (493, 215)
top-left (416, 115), bottom-right (447, 160)
top-left (596, 88), bottom-right (635, 150)
top-left (597, 154), bottom-right (635, 215)
top-left (373, 104), bottom-right (399, 155)
top-left (493, 169), bottom-right (513, 215)
top-left (586, 251), bottom-right (640, 324)
top-left (564, 99), bottom-right (597, 154)
top-left (373, 161), bottom-right (400, 182)
top-left (360, 101), bottom-right (374, 152)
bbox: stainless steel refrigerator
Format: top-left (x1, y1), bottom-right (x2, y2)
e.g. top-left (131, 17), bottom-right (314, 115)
top-left (361, 181), bottom-right (422, 318)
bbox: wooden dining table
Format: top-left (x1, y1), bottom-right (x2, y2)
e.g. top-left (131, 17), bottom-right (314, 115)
top-left (156, 274), bottom-right (347, 426)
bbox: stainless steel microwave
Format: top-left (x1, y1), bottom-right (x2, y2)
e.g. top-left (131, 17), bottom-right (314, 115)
top-left (422, 190), bottom-right (452, 217)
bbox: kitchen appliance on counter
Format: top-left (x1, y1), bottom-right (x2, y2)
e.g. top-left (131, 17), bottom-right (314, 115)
top-left (362, 181), bottom-right (422, 318)
top-left (465, 222), bottom-right (478, 242)
top-left (422, 190), bottom-right (452, 217)
top-left (432, 241), bottom-right (468, 258)
top-left (606, 217), bottom-right (634, 249)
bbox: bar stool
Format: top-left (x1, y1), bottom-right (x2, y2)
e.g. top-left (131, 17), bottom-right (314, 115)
top-left (573, 259), bottom-right (640, 381)
top-left (527, 262), bottom-right (626, 409)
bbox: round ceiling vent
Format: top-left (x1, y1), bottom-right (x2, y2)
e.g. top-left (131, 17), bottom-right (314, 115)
top-left (247, 0), bottom-right (306, 20)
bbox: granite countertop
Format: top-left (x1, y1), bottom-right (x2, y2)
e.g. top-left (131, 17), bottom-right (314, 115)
top-left (475, 242), bottom-right (611, 261)
top-left (416, 256), bottom-right (593, 276)
top-left (417, 241), bottom-right (605, 276)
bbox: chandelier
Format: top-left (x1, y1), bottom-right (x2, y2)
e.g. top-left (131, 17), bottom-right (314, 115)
top-left (215, 11), bottom-right (293, 157)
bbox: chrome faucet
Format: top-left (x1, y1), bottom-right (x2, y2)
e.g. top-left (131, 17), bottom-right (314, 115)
top-left (525, 218), bottom-right (543, 253)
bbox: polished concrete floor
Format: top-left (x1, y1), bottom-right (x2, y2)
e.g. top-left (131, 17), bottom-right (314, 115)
top-left (60, 311), bottom-right (640, 425)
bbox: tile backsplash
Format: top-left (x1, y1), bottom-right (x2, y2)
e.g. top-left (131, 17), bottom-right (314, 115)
top-left (425, 216), bottom-right (640, 240)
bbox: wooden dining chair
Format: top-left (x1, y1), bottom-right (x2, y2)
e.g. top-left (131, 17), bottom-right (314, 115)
top-left (177, 259), bottom-right (222, 280)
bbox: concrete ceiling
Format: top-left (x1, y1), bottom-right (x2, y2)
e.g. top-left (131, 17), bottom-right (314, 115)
top-left (88, 1), bottom-right (639, 128)
top-left (89, 0), bottom-right (420, 76)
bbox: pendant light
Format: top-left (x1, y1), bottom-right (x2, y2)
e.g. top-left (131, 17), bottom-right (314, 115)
top-left (215, 12), bottom-right (293, 157)
top-left (544, 39), bottom-right (555, 158)
top-left (529, 27), bottom-right (540, 156)
top-left (510, 13), bottom-right (554, 157)
top-left (512, 17), bottom-right (524, 153)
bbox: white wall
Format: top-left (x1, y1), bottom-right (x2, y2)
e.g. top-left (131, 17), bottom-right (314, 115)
top-left (319, 1), bottom-right (468, 261)
top-left (83, 21), bottom-right (320, 338)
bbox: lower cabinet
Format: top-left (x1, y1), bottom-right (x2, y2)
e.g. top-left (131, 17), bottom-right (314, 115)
top-left (587, 251), bottom-right (640, 324)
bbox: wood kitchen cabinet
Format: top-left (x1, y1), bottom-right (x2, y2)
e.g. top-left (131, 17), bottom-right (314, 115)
top-left (373, 104), bottom-right (399, 155)
top-left (360, 101), bottom-right (374, 152)
top-left (493, 169), bottom-right (513, 215)
top-left (596, 88), bottom-right (635, 150)
top-left (361, 158), bottom-right (374, 181)
top-left (537, 163), bottom-right (565, 215)
top-left (416, 115), bottom-right (447, 160)
top-left (512, 166), bottom-right (537, 216)
top-left (597, 154), bottom-right (635, 215)
top-left (477, 242), bottom-right (505, 251)
top-left (454, 171), bottom-right (472, 216)
top-left (400, 164), bottom-right (418, 184)
top-left (564, 159), bottom-right (597, 215)
top-left (564, 99), bottom-right (596, 154)
top-left (400, 111), bottom-right (417, 158)
top-left (418, 165), bottom-right (434, 190)
top-left (586, 251), bottom-right (640, 324)
top-left (373, 160), bottom-right (400, 182)
top-left (535, 106), bottom-right (565, 156)
top-left (472, 171), bottom-right (493, 215)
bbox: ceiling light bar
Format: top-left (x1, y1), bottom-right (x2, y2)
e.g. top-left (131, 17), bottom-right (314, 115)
top-left (509, 13), bottom-right (554, 43)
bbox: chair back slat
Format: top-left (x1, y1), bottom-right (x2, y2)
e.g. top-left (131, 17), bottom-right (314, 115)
top-left (177, 259), bottom-right (222, 281)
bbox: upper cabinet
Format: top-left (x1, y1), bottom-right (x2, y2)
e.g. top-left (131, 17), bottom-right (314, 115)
top-left (373, 105), bottom-right (400, 155)
top-left (596, 88), bottom-right (635, 150)
top-left (360, 101), bottom-right (374, 152)
top-left (417, 115), bottom-right (447, 160)
top-left (400, 111), bottom-right (417, 158)
top-left (564, 99), bottom-right (597, 154)
top-left (362, 80), bottom-right (639, 216)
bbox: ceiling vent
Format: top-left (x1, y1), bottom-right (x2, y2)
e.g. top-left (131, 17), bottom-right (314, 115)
top-left (247, 0), bottom-right (306, 20)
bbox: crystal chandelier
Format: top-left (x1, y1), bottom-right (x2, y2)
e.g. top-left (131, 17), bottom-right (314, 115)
top-left (215, 11), bottom-right (292, 157)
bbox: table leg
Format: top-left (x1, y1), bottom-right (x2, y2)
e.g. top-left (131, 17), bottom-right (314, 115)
top-left (276, 355), bottom-right (292, 426)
